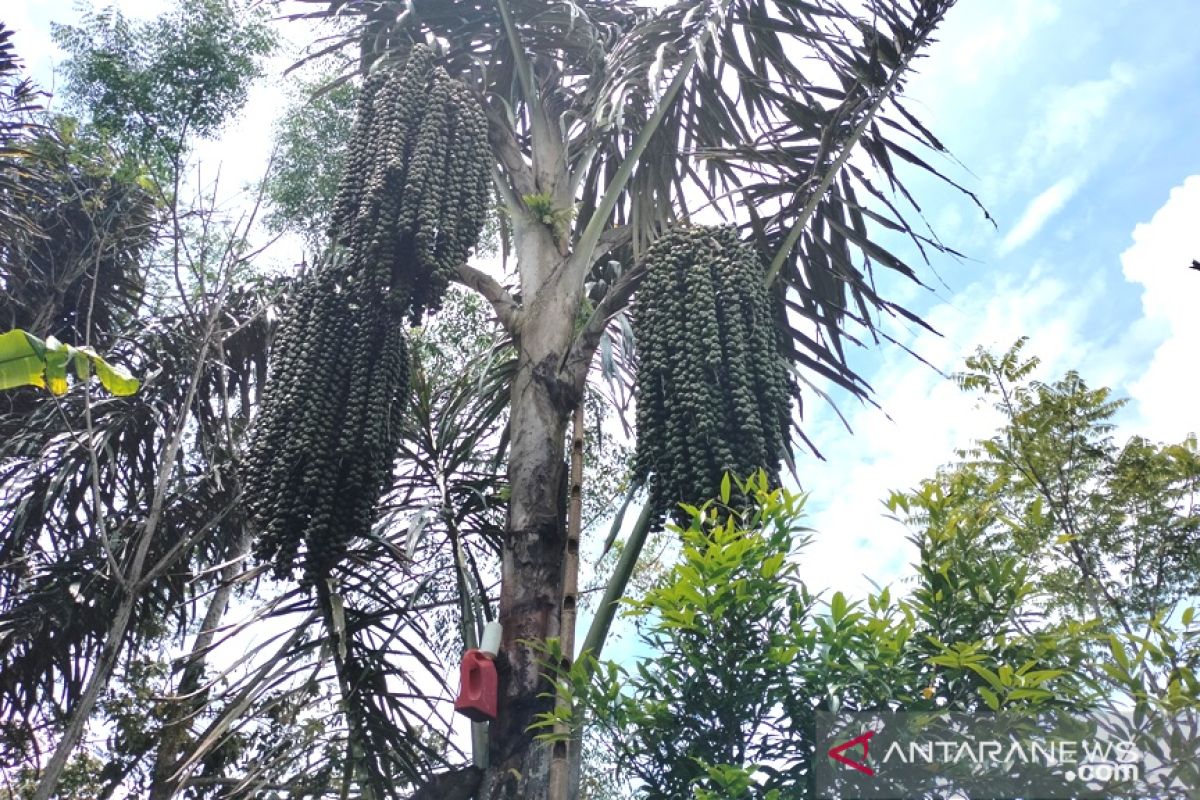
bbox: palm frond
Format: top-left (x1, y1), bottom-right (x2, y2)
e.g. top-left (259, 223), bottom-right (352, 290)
top-left (0, 130), bottom-right (158, 349)
top-left (0, 279), bottom-right (282, 767)
top-left (283, 0), bottom-right (979, 447)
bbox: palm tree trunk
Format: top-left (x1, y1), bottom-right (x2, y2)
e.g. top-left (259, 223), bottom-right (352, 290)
top-left (479, 229), bottom-right (580, 800)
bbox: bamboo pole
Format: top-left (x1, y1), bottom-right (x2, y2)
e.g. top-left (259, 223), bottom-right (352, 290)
top-left (548, 403), bottom-right (585, 799)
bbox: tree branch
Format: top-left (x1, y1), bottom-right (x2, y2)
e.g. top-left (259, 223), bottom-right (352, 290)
top-left (562, 257), bottom-right (644, 392)
top-left (454, 263), bottom-right (521, 333)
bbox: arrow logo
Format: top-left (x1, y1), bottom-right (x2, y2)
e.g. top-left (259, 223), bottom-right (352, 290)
top-left (827, 730), bottom-right (876, 776)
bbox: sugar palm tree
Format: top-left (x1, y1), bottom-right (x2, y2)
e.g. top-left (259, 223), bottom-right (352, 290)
top-left (282, 0), bottom-right (982, 797)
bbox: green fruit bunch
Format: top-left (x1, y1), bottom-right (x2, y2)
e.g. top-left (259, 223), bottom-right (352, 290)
top-left (632, 225), bottom-right (796, 520)
top-left (330, 44), bottom-right (491, 324)
top-left (245, 46), bottom-right (490, 582)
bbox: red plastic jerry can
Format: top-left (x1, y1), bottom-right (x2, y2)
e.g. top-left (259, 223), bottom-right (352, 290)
top-left (454, 649), bottom-right (498, 722)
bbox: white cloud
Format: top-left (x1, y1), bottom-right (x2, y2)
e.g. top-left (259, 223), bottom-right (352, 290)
top-left (937, 0), bottom-right (1061, 88)
top-left (997, 175), bottom-right (1083, 256)
top-left (1019, 63), bottom-right (1135, 167)
top-left (796, 267), bottom-right (1100, 599)
top-left (1120, 175), bottom-right (1200, 443)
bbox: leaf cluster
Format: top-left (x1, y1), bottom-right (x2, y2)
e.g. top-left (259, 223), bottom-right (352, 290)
top-left (50, 0), bottom-right (276, 169)
top-left (567, 463), bottom-right (1101, 797)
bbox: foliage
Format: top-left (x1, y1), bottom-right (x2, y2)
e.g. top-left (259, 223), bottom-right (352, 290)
top-left (0, 274), bottom-right (275, 773)
top-left (264, 78), bottom-right (357, 251)
top-left (558, 472), bottom-right (1071, 797)
top-left (159, 288), bottom-right (517, 796)
top-left (0, 11), bottom-right (281, 794)
top-left (50, 0), bottom-right (275, 169)
top-left (949, 338), bottom-right (1200, 622)
top-left (893, 468), bottom-right (1094, 715)
top-left (0, 328), bottom-right (139, 396)
top-left (0, 120), bottom-right (157, 350)
top-left (874, 341), bottom-right (1200, 793)
top-left (896, 340), bottom-right (1200, 720)
top-left (0, 22), bottom-right (41, 141)
top-left (632, 226), bottom-right (797, 519)
top-left (1, 752), bottom-right (108, 800)
top-left (0, 22), bottom-right (48, 247)
top-left (564, 334), bottom-right (1200, 797)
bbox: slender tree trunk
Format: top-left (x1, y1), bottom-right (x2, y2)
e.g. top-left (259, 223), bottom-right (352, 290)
top-left (31, 587), bottom-right (137, 800)
top-left (548, 405), bottom-right (585, 800)
top-left (148, 529), bottom-right (251, 800)
top-left (479, 228), bottom-right (581, 800)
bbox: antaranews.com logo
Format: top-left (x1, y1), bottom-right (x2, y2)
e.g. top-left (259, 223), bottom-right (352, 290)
top-left (815, 711), bottom-right (1198, 799)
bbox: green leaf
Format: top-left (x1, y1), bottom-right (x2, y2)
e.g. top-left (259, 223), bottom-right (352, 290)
top-left (43, 336), bottom-right (71, 396)
top-left (0, 329), bottom-right (139, 396)
top-left (75, 345), bottom-right (140, 396)
top-left (760, 552), bottom-right (785, 579)
top-left (0, 329), bottom-right (49, 390)
top-left (964, 663), bottom-right (1004, 689)
top-left (1108, 636), bottom-right (1131, 673)
top-left (830, 591), bottom-right (847, 623)
top-left (720, 472), bottom-right (731, 505)
top-left (978, 686), bottom-right (1001, 710)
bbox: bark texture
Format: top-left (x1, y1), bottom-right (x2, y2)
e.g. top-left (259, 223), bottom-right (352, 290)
top-left (478, 225), bottom-right (582, 800)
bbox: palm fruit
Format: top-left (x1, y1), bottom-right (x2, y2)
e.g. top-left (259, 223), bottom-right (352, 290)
top-left (631, 225), bottom-right (797, 521)
top-left (245, 45), bottom-right (491, 582)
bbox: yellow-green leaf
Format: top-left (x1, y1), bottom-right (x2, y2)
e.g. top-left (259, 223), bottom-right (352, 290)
top-left (760, 552), bottom-right (785, 579)
top-left (0, 329), bottom-right (48, 391)
top-left (0, 329), bottom-right (140, 397)
top-left (978, 686), bottom-right (1001, 710)
top-left (43, 336), bottom-right (70, 396)
top-left (93, 356), bottom-right (139, 396)
top-left (75, 345), bottom-right (140, 396)
top-left (964, 662), bottom-right (1004, 689)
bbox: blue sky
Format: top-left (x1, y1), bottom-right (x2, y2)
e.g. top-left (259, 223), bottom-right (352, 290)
top-left (6, 0), bottom-right (1200, 602)
top-left (793, 0), bottom-right (1200, 596)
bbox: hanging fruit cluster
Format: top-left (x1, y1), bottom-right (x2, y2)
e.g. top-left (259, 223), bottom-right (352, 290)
top-left (632, 225), bottom-right (796, 521)
top-left (328, 45), bottom-right (492, 324)
top-left (244, 46), bottom-right (492, 583)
